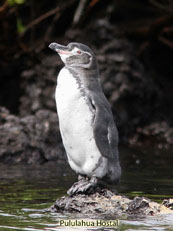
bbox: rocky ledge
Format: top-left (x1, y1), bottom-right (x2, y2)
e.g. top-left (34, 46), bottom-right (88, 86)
top-left (50, 187), bottom-right (173, 217)
top-left (0, 107), bottom-right (65, 164)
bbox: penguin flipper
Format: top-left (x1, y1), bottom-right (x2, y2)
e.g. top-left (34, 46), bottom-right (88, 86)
top-left (89, 94), bottom-right (119, 160)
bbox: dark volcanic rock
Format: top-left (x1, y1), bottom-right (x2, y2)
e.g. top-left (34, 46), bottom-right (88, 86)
top-left (0, 107), bottom-right (65, 164)
top-left (19, 55), bottom-right (62, 116)
top-left (163, 199), bottom-right (173, 210)
top-left (97, 39), bottom-right (161, 138)
top-left (50, 187), bottom-right (173, 217)
top-left (50, 187), bottom-right (130, 216)
top-left (129, 121), bottom-right (173, 148)
top-left (127, 197), bottom-right (149, 215)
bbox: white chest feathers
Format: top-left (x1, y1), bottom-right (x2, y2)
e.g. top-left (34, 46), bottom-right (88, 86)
top-left (55, 67), bottom-right (107, 178)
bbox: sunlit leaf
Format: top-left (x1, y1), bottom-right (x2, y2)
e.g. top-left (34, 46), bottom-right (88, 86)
top-left (8, 0), bottom-right (25, 6)
top-left (15, 0), bottom-right (26, 4)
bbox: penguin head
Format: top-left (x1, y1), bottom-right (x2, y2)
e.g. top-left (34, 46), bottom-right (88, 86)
top-left (49, 42), bottom-right (97, 69)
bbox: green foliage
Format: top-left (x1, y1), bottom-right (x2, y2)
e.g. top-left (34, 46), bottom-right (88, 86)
top-left (17, 18), bottom-right (26, 34)
top-left (7, 0), bottom-right (26, 34)
top-left (8, 0), bottom-right (26, 6)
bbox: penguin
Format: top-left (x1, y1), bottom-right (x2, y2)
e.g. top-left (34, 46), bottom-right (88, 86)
top-left (49, 42), bottom-right (121, 195)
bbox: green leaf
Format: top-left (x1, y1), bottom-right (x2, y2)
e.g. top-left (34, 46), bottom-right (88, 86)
top-left (17, 18), bottom-right (26, 34)
top-left (7, 0), bottom-right (15, 6)
top-left (15, 0), bottom-right (26, 4)
top-left (8, 0), bottom-right (25, 6)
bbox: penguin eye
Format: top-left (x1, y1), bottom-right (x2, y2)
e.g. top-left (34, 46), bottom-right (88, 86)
top-left (77, 50), bottom-right (81, 54)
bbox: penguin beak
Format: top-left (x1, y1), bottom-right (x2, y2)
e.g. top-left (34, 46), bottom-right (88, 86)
top-left (49, 43), bottom-right (72, 55)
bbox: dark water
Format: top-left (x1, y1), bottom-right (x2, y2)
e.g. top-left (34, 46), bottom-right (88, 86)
top-left (0, 146), bottom-right (173, 231)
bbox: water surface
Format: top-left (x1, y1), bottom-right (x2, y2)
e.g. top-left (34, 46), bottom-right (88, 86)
top-left (0, 146), bottom-right (173, 230)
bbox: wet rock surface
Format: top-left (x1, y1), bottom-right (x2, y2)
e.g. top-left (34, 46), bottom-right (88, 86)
top-left (163, 199), bottom-right (173, 210)
top-left (50, 187), bottom-right (173, 217)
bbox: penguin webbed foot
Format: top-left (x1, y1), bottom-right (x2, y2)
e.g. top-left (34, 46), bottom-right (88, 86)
top-left (67, 175), bottom-right (98, 196)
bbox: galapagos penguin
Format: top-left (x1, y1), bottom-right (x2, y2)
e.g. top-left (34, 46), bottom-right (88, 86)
top-left (49, 42), bottom-right (121, 195)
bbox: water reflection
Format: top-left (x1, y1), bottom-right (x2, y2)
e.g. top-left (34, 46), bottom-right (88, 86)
top-left (0, 146), bottom-right (173, 231)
